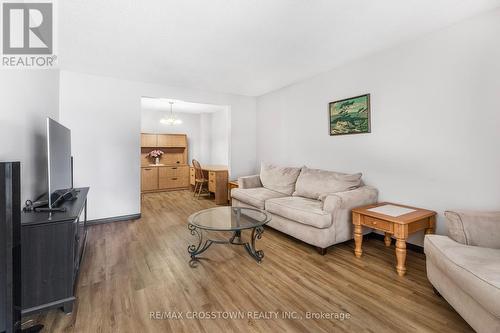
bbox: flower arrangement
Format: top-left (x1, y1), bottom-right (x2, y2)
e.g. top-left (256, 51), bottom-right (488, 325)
top-left (147, 150), bottom-right (164, 165)
top-left (147, 150), bottom-right (164, 158)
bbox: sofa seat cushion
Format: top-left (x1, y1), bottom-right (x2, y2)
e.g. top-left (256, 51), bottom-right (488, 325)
top-left (265, 196), bottom-right (332, 229)
top-left (293, 167), bottom-right (362, 200)
top-left (231, 187), bottom-right (287, 210)
top-left (425, 235), bottom-right (500, 318)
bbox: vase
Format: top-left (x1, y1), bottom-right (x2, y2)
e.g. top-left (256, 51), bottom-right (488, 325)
top-left (155, 157), bottom-right (160, 165)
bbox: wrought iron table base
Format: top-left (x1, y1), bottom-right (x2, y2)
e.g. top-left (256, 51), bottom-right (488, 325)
top-left (188, 224), bottom-right (264, 266)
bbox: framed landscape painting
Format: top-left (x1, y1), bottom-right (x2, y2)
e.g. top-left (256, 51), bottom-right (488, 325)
top-left (329, 94), bottom-right (371, 136)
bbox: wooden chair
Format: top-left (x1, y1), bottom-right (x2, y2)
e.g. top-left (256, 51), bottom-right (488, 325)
top-left (192, 159), bottom-right (209, 198)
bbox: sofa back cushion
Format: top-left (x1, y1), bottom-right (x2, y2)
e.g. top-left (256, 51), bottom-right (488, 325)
top-left (445, 210), bottom-right (500, 249)
top-left (293, 167), bottom-right (362, 200)
top-left (260, 163), bottom-right (302, 195)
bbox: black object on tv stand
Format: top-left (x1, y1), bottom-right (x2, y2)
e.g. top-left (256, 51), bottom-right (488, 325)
top-left (20, 187), bottom-right (89, 316)
top-left (1, 162), bottom-right (22, 333)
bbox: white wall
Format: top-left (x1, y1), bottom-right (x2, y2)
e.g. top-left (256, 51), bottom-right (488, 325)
top-left (256, 9), bottom-right (500, 245)
top-left (199, 113), bottom-right (212, 163)
top-left (0, 70), bottom-right (60, 203)
top-left (210, 108), bottom-right (230, 166)
top-left (59, 70), bottom-right (256, 220)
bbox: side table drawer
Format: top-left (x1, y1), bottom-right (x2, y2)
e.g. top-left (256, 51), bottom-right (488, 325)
top-left (363, 216), bottom-right (393, 232)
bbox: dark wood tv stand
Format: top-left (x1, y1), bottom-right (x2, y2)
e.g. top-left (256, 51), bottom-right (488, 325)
top-left (20, 187), bottom-right (89, 316)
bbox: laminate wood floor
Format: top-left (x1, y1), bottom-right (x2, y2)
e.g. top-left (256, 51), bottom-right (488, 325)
top-left (26, 191), bottom-right (473, 333)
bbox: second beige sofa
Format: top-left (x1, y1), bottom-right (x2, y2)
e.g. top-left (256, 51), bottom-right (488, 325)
top-left (231, 164), bottom-right (378, 254)
top-left (425, 210), bottom-right (500, 333)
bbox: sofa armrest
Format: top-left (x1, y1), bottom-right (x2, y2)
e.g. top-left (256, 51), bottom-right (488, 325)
top-left (237, 175), bottom-right (262, 189)
top-left (321, 186), bottom-right (378, 243)
top-left (445, 210), bottom-right (500, 249)
top-left (322, 186), bottom-right (379, 213)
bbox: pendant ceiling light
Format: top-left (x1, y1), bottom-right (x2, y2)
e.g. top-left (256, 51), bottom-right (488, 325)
top-left (160, 101), bottom-right (183, 125)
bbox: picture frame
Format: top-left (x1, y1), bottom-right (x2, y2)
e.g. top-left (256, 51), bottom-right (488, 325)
top-left (329, 94), bottom-right (371, 136)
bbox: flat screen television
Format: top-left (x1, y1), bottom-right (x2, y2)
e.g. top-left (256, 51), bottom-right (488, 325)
top-left (46, 118), bottom-right (73, 208)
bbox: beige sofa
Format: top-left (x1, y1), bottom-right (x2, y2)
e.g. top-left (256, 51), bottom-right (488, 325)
top-left (231, 164), bottom-right (378, 254)
top-left (424, 211), bottom-right (500, 333)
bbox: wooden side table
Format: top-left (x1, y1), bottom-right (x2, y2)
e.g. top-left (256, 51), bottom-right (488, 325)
top-left (227, 180), bottom-right (238, 204)
top-left (352, 202), bottom-right (436, 276)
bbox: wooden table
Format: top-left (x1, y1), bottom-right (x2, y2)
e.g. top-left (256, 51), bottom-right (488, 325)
top-left (352, 202), bottom-right (436, 276)
top-left (189, 165), bottom-right (229, 205)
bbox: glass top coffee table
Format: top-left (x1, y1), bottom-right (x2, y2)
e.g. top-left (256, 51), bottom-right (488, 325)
top-left (187, 206), bottom-right (271, 266)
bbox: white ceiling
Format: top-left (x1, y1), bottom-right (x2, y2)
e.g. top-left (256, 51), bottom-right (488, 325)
top-left (141, 98), bottom-right (226, 114)
top-left (59, 0), bottom-right (500, 96)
